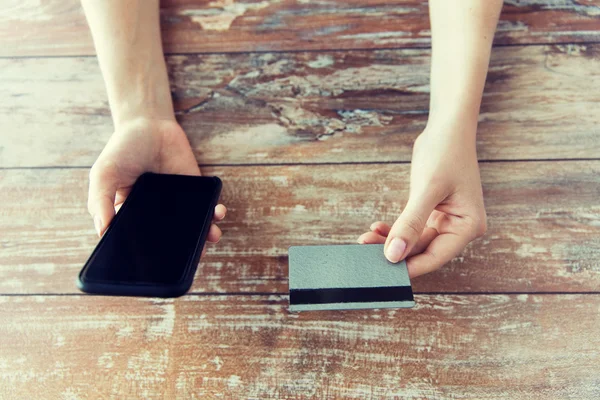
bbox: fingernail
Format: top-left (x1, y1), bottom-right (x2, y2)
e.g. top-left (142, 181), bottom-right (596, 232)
top-left (94, 215), bottom-right (102, 237)
top-left (385, 237), bottom-right (406, 263)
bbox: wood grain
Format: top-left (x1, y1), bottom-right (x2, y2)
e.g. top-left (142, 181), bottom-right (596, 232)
top-left (2, 0), bottom-right (600, 56)
top-left (1, 45), bottom-right (599, 168)
top-left (3, 1), bottom-right (599, 395)
top-left (0, 294), bottom-right (599, 399)
top-left (1, 163), bottom-right (599, 295)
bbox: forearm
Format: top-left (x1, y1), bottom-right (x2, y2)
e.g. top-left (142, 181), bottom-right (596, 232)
top-left (81, 0), bottom-right (173, 128)
top-left (427, 0), bottom-right (503, 135)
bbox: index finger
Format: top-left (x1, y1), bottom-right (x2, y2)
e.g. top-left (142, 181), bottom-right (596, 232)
top-left (87, 166), bottom-right (120, 237)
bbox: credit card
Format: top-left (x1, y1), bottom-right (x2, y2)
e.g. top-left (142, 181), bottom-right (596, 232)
top-left (288, 244), bottom-right (415, 311)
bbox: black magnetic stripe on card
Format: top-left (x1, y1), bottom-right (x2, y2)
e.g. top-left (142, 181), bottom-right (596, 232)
top-left (289, 286), bottom-right (414, 305)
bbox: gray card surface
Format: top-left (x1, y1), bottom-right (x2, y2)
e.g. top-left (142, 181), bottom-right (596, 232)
top-left (288, 244), bottom-right (415, 311)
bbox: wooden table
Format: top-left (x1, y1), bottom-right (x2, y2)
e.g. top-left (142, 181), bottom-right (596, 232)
top-left (1, 1), bottom-right (600, 398)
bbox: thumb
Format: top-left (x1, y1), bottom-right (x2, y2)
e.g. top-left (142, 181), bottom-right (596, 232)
top-left (384, 194), bottom-right (438, 263)
top-left (87, 163), bottom-right (119, 237)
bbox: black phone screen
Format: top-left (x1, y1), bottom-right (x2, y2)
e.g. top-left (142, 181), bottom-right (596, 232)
top-left (80, 173), bottom-right (221, 287)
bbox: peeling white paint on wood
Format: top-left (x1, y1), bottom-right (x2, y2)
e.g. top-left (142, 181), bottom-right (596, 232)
top-left (3, 45), bottom-right (600, 166)
top-left (8, 0), bottom-right (600, 56)
top-left (1, 163), bottom-right (600, 295)
top-left (180, 0), bottom-right (273, 31)
top-left (146, 304), bottom-right (176, 340)
top-left (0, 295), bottom-right (599, 399)
top-left (307, 55), bottom-right (335, 69)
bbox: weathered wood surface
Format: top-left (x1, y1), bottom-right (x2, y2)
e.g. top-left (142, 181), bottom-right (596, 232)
top-left (2, 0), bottom-right (600, 57)
top-left (3, 0), bottom-right (599, 396)
top-left (2, 163), bottom-right (599, 295)
top-left (2, 45), bottom-right (599, 168)
top-left (0, 294), bottom-right (599, 399)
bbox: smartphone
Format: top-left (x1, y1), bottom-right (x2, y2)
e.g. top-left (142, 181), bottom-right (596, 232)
top-left (78, 173), bottom-right (222, 297)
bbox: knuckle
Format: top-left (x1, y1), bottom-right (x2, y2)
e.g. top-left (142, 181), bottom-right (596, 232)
top-left (402, 213), bottom-right (425, 237)
top-left (88, 165), bottom-right (97, 181)
top-left (476, 219), bottom-right (488, 237)
top-left (89, 160), bottom-right (103, 180)
top-left (86, 196), bottom-right (95, 215)
top-left (468, 212), bottom-right (488, 239)
top-left (89, 160), bottom-right (118, 180)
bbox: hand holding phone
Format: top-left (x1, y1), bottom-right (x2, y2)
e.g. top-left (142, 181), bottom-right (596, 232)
top-left (78, 173), bottom-right (222, 297)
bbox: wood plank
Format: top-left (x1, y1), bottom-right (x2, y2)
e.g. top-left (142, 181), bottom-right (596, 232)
top-left (0, 294), bottom-right (598, 398)
top-left (2, 0), bottom-right (600, 56)
top-left (2, 45), bottom-right (599, 168)
top-left (1, 162), bottom-right (599, 295)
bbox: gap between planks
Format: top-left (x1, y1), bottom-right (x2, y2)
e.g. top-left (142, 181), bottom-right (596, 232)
top-left (2, 158), bottom-right (600, 171)
top-left (2, 40), bottom-right (600, 60)
top-left (2, 292), bottom-right (600, 298)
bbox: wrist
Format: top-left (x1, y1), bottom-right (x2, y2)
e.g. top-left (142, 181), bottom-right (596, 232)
top-left (111, 98), bottom-right (175, 131)
top-left (425, 107), bottom-right (479, 141)
top-left (107, 63), bottom-right (175, 129)
top-left (112, 100), bottom-right (176, 131)
top-left (112, 115), bottom-right (179, 136)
